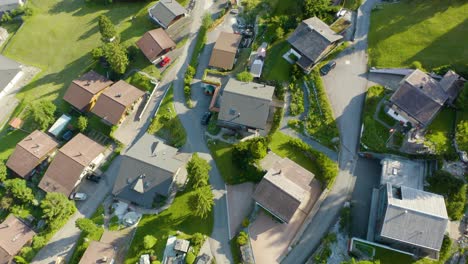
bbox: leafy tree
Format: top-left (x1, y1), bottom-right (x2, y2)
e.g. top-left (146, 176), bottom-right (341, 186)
top-left (77, 116), bottom-right (88, 132)
top-left (456, 120), bottom-right (468, 152)
top-left (4, 179), bottom-right (34, 203)
top-left (236, 71), bottom-right (254, 82)
top-left (32, 236), bottom-right (47, 251)
top-left (0, 196), bottom-right (13, 210)
top-left (275, 27), bottom-right (284, 40)
top-left (188, 186), bottom-right (214, 219)
top-left (0, 161), bottom-right (7, 182)
top-left (103, 42), bottom-right (129, 74)
top-left (186, 153), bottom-right (210, 189)
top-left (98, 15), bottom-right (117, 42)
top-left (29, 100), bottom-right (56, 131)
top-left (41, 192), bottom-right (77, 229)
top-left (191, 233), bottom-right (204, 248)
top-left (427, 170), bottom-right (467, 220)
top-left (236, 231), bottom-right (248, 246)
top-left (75, 218), bottom-right (100, 235)
top-left (143, 235), bottom-right (157, 250)
top-left (249, 139), bottom-right (267, 160)
top-left (202, 13), bottom-right (213, 29)
top-left (303, 0), bottom-right (337, 23)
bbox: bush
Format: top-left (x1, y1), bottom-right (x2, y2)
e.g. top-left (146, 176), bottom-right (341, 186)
top-left (19, 246), bottom-right (35, 261)
top-left (109, 215), bottom-right (120, 231)
top-left (32, 236), bottom-right (47, 251)
top-left (0, 161), bottom-right (7, 182)
top-left (456, 120), bottom-right (468, 152)
top-left (242, 218), bottom-right (250, 227)
top-left (410, 61), bottom-right (424, 71)
top-left (143, 235), bottom-right (157, 250)
top-left (267, 108), bottom-right (283, 139)
top-left (427, 170), bottom-right (467, 220)
top-left (432, 64), bottom-right (452, 76)
top-left (186, 251), bottom-right (196, 264)
top-left (1, 12), bottom-right (12, 23)
top-left (288, 82), bottom-right (304, 116)
top-left (236, 231), bottom-right (248, 246)
top-left (191, 233), bottom-right (204, 248)
top-left (77, 116), bottom-right (88, 132)
top-left (439, 235), bottom-right (452, 262)
top-left (29, 100), bottom-right (56, 131)
top-left (236, 71), bottom-right (254, 82)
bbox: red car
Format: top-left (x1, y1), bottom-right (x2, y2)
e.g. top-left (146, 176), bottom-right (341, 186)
top-left (159, 56), bottom-right (171, 67)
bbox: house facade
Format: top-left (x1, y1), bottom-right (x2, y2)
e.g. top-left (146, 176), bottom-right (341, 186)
top-left (137, 28), bottom-right (176, 63)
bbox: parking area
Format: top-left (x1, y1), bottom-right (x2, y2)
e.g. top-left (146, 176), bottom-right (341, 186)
top-left (226, 182), bottom-right (255, 239)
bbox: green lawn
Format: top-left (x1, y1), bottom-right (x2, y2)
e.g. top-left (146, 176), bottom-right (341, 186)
top-left (343, 0), bottom-right (362, 10)
top-left (124, 190), bottom-right (214, 264)
top-left (353, 240), bottom-right (414, 264)
top-left (368, 0), bottom-right (468, 73)
top-left (207, 140), bottom-right (242, 184)
top-left (125, 71), bottom-right (155, 92)
top-left (425, 108), bottom-right (457, 159)
top-left (262, 41), bottom-right (293, 82)
top-left (147, 84), bottom-right (186, 148)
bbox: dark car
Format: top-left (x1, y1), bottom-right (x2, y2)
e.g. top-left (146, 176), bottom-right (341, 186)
top-left (320, 60), bottom-right (337, 75)
top-left (201, 112), bottom-right (212, 125)
top-left (86, 173), bottom-right (101, 183)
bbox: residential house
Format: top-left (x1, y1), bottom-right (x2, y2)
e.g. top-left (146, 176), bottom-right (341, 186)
top-left (112, 133), bottom-right (190, 208)
top-left (0, 0), bottom-right (24, 13)
top-left (39, 133), bottom-right (105, 197)
top-left (174, 239), bottom-right (190, 254)
top-left (217, 78), bottom-right (275, 131)
top-left (373, 183), bottom-right (448, 259)
top-left (91, 80), bottom-right (145, 125)
top-left (148, 0), bottom-right (187, 29)
top-left (208, 32), bottom-right (242, 70)
top-left (78, 241), bottom-right (115, 264)
top-left (0, 215), bottom-right (36, 264)
top-left (287, 16), bottom-right (343, 73)
top-left (252, 156), bottom-right (321, 223)
top-left (387, 69), bottom-right (466, 129)
top-left (380, 157), bottom-right (425, 190)
top-left (0, 55), bottom-right (22, 99)
top-left (63, 70), bottom-right (114, 112)
top-left (137, 28), bottom-right (176, 63)
top-left (6, 130), bottom-right (58, 179)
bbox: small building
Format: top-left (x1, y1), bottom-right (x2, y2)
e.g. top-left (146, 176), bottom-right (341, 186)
top-left (174, 239), bottom-right (190, 253)
top-left (6, 130), bottom-right (58, 179)
top-left (112, 134), bottom-right (190, 208)
top-left (380, 157), bottom-right (425, 190)
top-left (287, 17), bottom-right (343, 73)
top-left (39, 133), bottom-right (105, 196)
top-left (0, 0), bottom-right (24, 14)
top-left (250, 59), bottom-right (264, 78)
top-left (208, 32), bottom-right (242, 70)
top-left (8, 117), bottom-right (23, 130)
top-left (373, 183), bottom-right (448, 259)
top-left (78, 241), bottom-right (115, 264)
top-left (63, 70), bottom-right (114, 112)
top-left (47, 114), bottom-right (72, 138)
top-left (0, 55), bottom-right (23, 98)
top-left (137, 28), bottom-right (176, 63)
top-left (0, 215), bottom-right (36, 264)
top-left (148, 0), bottom-right (187, 29)
top-left (91, 80), bottom-right (145, 125)
top-left (217, 78), bottom-right (275, 131)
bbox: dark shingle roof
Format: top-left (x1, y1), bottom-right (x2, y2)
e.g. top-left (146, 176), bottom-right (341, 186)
top-left (439, 70), bottom-right (466, 103)
top-left (149, 0), bottom-right (187, 28)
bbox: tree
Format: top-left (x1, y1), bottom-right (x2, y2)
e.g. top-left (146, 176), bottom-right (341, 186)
top-left (303, 0), bottom-right (336, 23)
top-left (186, 153), bottom-right (210, 189)
top-left (75, 218), bottom-right (100, 235)
top-left (275, 27), bottom-right (284, 40)
top-left (188, 186), bottom-right (214, 219)
top-left (236, 71), bottom-right (253, 82)
top-left (236, 231), bottom-right (248, 246)
top-left (191, 233), bottom-right (204, 248)
top-left (455, 83), bottom-right (468, 110)
top-left (77, 116), bottom-right (88, 132)
top-left (0, 196), bottom-right (13, 210)
top-left (103, 42), bottom-right (129, 74)
top-left (98, 15), bottom-right (117, 42)
top-left (29, 100), bottom-right (56, 131)
top-left (4, 179), bottom-right (34, 203)
top-left (202, 13), bottom-right (213, 29)
top-left (249, 139), bottom-right (267, 160)
top-left (32, 236), bottom-right (47, 251)
top-left (0, 161), bottom-right (7, 182)
top-left (143, 235), bottom-right (157, 250)
top-left (41, 192), bottom-right (76, 229)
top-left (456, 120), bottom-right (468, 152)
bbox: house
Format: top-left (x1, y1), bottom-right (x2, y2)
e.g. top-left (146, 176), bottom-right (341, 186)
top-left (380, 157), bottom-right (425, 190)
top-left (6, 130), bottom-right (58, 179)
top-left (373, 183), bottom-right (448, 259)
top-left (387, 69), bottom-right (466, 129)
top-left (252, 156), bottom-right (320, 223)
top-left (137, 28), bottom-right (176, 63)
top-left (148, 0), bottom-right (187, 29)
top-left (0, 55), bottom-right (22, 99)
top-left (78, 241), bottom-right (115, 264)
top-left (217, 78), bottom-right (275, 131)
top-left (0, 0), bottom-right (24, 13)
top-left (0, 215), bottom-right (36, 264)
top-left (63, 70), bottom-right (114, 112)
top-left (112, 134), bottom-right (190, 208)
top-left (174, 239), bottom-right (190, 253)
top-left (287, 17), bottom-right (343, 73)
top-left (91, 80), bottom-right (145, 125)
top-left (39, 133), bottom-right (105, 196)
top-left (208, 32), bottom-right (242, 70)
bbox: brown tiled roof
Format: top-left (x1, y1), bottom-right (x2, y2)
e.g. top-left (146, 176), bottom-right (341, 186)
top-left (8, 117), bottom-right (23, 129)
top-left (91, 80), bottom-right (145, 125)
top-left (39, 133), bottom-right (104, 196)
top-left (137, 28), bottom-right (176, 62)
top-left (208, 32), bottom-right (242, 70)
top-left (0, 215), bottom-right (36, 260)
top-left (6, 130), bottom-right (58, 178)
top-left (63, 71), bottom-right (113, 111)
top-left (78, 241), bottom-right (115, 264)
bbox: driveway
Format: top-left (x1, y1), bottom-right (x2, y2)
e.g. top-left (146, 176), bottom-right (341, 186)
top-left (226, 182), bottom-right (255, 239)
top-left (281, 0), bottom-right (380, 263)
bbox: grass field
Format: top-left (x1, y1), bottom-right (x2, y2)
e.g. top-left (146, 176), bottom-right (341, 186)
top-left (124, 190), bottom-right (214, 263)
top-left (368, 0), bottom-right (468, 73)
top-left (262, 41), bottom-right (293, 82)
top-left (207, 140), bottom-right (241, 184)
top-left (425, 108), bottom-right (457, 158)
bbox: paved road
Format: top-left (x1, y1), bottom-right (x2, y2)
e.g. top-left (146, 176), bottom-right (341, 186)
top-left (282, 0), bottom-right (379, 263)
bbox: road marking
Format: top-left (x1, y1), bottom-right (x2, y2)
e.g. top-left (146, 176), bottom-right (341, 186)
top-left (345, 60), bottom-right (351, 65)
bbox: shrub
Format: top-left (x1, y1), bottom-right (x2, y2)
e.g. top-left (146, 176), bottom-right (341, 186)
top-left (236, 71), bottom-right (253, 82)
top-left (77, 116), bottom-right (88, 132)
top-left (109, 215), bottom-right (120, 231)
top-left (75, 218), bottom-right (100, 236)
top-left (191, 233), bottom-right (204, 248)
top-left (236, 231), bottom-right (248, 246)
top-left (427, 170), bottom-right (467, 220)
top-left (410, 61), bottom-right (424, 71)
top-left (242, 218), bottom-right (250, 227)
top-left (1, 12), bottom-right (12, 23)
top-left (19, 246), bottom-right (35, 261)
top-left (32, 236), bottom-right (47, 250)
top-left (267, 108), bottom-right (283, 139)
top-left (0, 161), bottom-right (7, 182)
top-left (432, 64), bottom-right (452, 76)
top-left (91, 46), bottom-right (104, 60)
top-left (288, 82), bottom-right (304, 116)
top-left (29, 100), bottom-right (56, 131)
top-left (143, 235), bottom-right (157, 250)
top-left (439, 235), bottom-right (452, 262)
top-left (456, 120), bottom-right (468, 152)
top-left (186, 251), bottom-right (196, 264)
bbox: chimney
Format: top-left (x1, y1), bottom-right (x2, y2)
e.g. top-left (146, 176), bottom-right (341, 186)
top-left (116, 93), bottom-right (122, 98)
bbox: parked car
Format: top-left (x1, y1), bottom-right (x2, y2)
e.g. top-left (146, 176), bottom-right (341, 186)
top-left (230, 9), bottom-right (239, 14)
top-left (86, 173), bottom-right (101, 183)
top-left (159, 56), bottom-right (171, 67)
top-left (201, 112), bottom-right (212, 125)
top-left (320, 60), bottom-right (337, 75)
top-left (70, 192), bottom-right (87, 201)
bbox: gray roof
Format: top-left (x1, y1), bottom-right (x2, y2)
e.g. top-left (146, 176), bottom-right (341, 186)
top-left (439, 70), bottom-right (466, 104)
top-left (112, 134), bottom-right (187, 208)
top-left (380, 157), bottom-right (424, 190)
top-left (0, 0), bottom-right (21, 12)
top-left (390, 70), bottom-right (449, 127)
top-left (250, 59), bottom-right (264, 78)
top-left (287, 17), bottom-right (342, 65)
top-left (174, 239), bottom-right (190, 253)
top-left (218, 78), bottom-right (274, 130)
top-left (0, 55), bottom-right (21, 93)
top-left (149, 0), bottom-right (187, 28)
top-left (380, 183), bottom-right (448, 251)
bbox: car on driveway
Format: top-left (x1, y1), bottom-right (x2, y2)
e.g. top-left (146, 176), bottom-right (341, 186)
top-left (230, 9), bottom-right (239, 14)
top-left (159, 56), bottom-right (171, 67)
top-left (201, 112), bottom-right (212, 125)
top-left (86, 173), bottom-right (101, 183)
top-left (70, 192), bottom-right (87, 201)
top-left (320, 60), bottom-right (337, 75)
